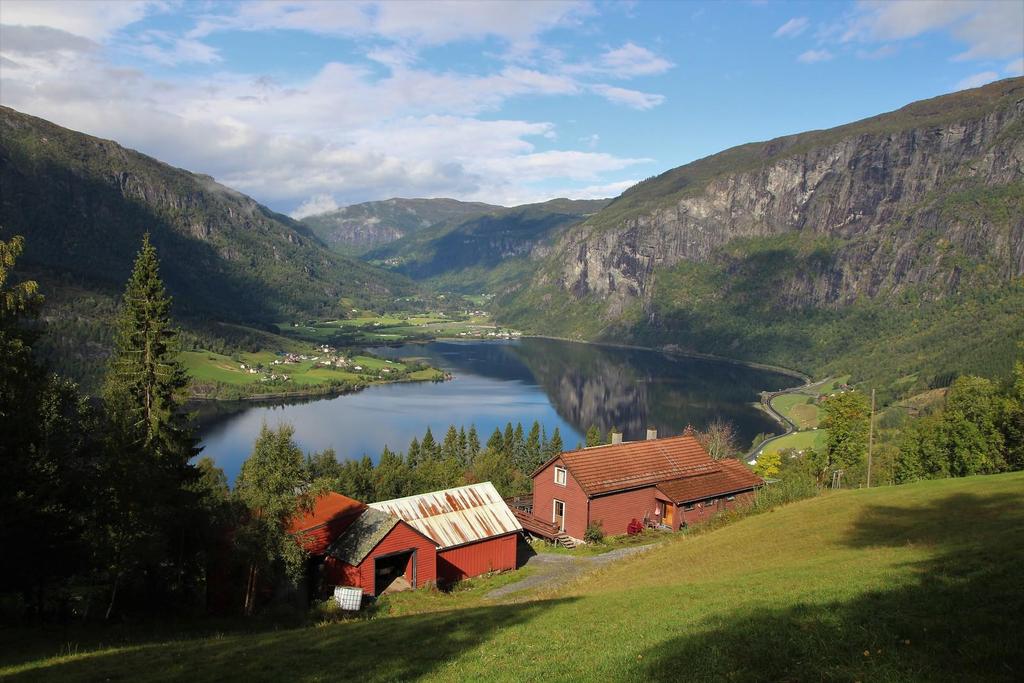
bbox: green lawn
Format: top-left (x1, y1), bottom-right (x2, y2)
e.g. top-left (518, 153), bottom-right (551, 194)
top-left (761, 428), bottom-right (828, 454)
top-left (771, 392), bottom-right (822, 429)
top-left (6, 473), bottom-right (1022, 681)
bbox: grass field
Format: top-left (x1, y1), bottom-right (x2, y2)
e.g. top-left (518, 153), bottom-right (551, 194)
top-left (6, 472), bottom-right (1022, 681)
top-left (278, 311), bottom-right (503, 345)
top-left (181, 350), bottom-right (442, 396)
top-left (770, 392), bottom-right (821, 429)
top-left (761, 428), bottom-right (828, 454)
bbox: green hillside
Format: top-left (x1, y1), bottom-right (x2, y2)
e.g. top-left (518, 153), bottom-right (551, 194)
top-left (7, 472), bottom-right (1021, 681)
top-left (366, 198), bottom-right (609, 293)
top-left (301, 198), bottom-right (501, 255)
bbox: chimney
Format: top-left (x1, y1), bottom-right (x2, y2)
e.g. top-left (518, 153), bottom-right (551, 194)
top-left (646, 427), bottom-right (658, 441)
top-left (611, 431), bottom-right (623, 445)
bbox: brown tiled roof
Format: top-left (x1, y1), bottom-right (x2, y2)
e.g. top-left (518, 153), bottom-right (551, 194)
top-left (554, 435), bottom-right (720, 497)
top-left (656, 459), bottom-right (764, 503)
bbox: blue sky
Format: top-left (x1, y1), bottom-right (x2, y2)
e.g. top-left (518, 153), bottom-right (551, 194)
top-left (1, 1), bottom-right (1021, 217)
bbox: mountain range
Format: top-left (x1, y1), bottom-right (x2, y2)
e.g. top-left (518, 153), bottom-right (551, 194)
top-left (2, 77), bottom-right (1022, 398)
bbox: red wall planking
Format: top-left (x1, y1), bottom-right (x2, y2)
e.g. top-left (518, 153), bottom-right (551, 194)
top-left (326, 520), bottom-right (438, 595)
top-left (532, 458), bottom-right (591, 540)
top-left (589, 486), bottom-right (660, 536)
top-left (436, 533), bottom-right (518, 583)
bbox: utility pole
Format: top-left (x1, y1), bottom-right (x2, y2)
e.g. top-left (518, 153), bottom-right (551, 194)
top-left (867, 388), bottom-right (875, 488)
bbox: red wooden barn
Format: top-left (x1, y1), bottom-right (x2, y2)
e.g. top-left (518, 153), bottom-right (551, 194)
top-left (529, 430), bottom-right (764, 540)
top-left (369, 482), bottom-right (523, 584)
top-left (324, 507), bottom-right (438, 596)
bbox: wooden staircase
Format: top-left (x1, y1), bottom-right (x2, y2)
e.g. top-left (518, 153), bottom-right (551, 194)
top-left (555, 533), bottom-right (580, 549)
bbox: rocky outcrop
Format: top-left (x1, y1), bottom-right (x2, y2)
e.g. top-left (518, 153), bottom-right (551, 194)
top-left (541, 79), bottom-right (1024, 320)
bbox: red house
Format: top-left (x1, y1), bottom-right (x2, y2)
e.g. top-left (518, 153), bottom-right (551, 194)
top-left (369, 482), bottom-right (522, 584)
top-left (289, 492), bottom-right (366, 555)
top-left (530, 431), bottom-right (764, 540)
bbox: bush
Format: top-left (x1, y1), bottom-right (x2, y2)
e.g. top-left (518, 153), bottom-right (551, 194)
top-left (752, 477), bottom-right (818, 513)
top-left (584, 521), bottom-right (606, 544)
top-left (626, 518), bottom-right (644, 535)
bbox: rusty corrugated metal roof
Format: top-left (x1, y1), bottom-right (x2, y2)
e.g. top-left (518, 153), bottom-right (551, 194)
top-left (369, 482), bottom-right (522, 550)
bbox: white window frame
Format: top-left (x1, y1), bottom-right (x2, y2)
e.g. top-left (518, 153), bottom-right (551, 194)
top-left (552, 499), bottom-right (566, 531)
top-left (554, 465), bottom-right (567, 486)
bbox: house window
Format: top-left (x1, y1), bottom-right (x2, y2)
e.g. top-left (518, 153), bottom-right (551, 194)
top-left (554, 466), bottom-right (567, 486)
top-left (683, 503), bottom-right (696, 511)
top-left (726, 496), bottom-right (736, 502)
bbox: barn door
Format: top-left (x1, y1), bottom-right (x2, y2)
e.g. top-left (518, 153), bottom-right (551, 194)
top-left (553, 499), bottom-right (565, 532)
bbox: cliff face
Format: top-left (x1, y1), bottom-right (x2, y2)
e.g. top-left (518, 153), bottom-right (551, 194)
top-left (536, 79), bottom-right (1024, 320)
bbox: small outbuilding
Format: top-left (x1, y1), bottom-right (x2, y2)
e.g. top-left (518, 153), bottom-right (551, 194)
top-left (369, 482), bottom-right (523, 584)
top-left (324, 507), bottom-right (438, 596)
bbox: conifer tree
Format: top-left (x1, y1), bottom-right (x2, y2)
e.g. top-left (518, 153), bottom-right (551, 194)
top-left (503, 422), bottom-right (515, 458)
top-left (407, 437), bottom-right (421, 468)
top-left (586, 425), bottom-right (603, 447)
top-left (467, 425), bottom-right (481, 460)
top-left (98, 234), bottom-right (199, 617)
top-left (442, 424), bottom-right (461, 462)
top-left (458, 426), bottom-right (468, 465)
top-left (421, 427), bottom-right (439, 460)
top-left (548, 427), bottom-right (564, 457)
top-left (526, 421), bottom-right (542, 469)
top-left (487, 427), bottom-right (504, 454)
top-left (103, 234), bottom-right (194, 459)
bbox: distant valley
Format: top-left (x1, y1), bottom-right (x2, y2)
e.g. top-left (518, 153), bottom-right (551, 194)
top-left (2, 78), bottom-right (1023, 400)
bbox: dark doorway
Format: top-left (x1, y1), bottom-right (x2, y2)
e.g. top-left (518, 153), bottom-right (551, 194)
top-left (374, 549), bottom-right (416, 596)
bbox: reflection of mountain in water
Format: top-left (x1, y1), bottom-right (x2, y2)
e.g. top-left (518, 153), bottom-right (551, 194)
top-left (507, 339), bottom-right (795, 443)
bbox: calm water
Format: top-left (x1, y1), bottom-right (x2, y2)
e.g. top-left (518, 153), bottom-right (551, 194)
top-left (195, 338), bottom-right (797, 482)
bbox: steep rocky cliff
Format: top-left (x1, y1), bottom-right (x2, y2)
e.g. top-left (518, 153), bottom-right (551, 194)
top-left (501, 78), bottom-right (1024, 392)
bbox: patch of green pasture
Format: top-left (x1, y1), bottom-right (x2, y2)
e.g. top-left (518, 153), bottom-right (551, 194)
top-left (762, 429), bottom-right (827, 454)
top-left (7, 473), bottom-right (1021, 681)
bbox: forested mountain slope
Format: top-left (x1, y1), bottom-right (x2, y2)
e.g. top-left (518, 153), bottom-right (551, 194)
top-left (499, 78), bottom-right (1024, 395)
top-left (0, 106), bottom-right (420, 386)
top-left (365, 198), bottom-right (609, 293)
top-left (301, 197), bottom-right (501, 254)
top-left (0, 106), bottom-right (414, 322)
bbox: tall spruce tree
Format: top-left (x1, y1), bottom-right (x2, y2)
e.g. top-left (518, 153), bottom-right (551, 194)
top-left (548, 427), bottom-right (564, 458)
top-left (98, 234), bottom-right (200, 617)
top-left (103, 233), bottom-right (193, 457)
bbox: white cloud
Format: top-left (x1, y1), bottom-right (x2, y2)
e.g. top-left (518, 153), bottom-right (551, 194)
top-left (133, 30), bottom-right (221, 66)
top-left (774, 17), bottom-right (809, 39)
top-left (292, 194), bottom-right (342, 219)
top-left (190, 0), bottom-right (592, 51)
top-left (1006, 58), bottom-right (1024, 76)
top-left (0, 0), bottom-right (661, 210)
top-left (953, 70), bottom-right (999, 91)
top-left (579, 133), bottom-right (600, 149)
top-left (556, 179), bottom-right (639, 199)
top-left (0, 0), bottom-right (158, 41)
top-left (841, 1), bottom-right (1024, 62)
top-left (596, 42), bottom-right (674, 77)
top-left (797, 49), bottom-right (834, 64)
top-left (591, 84), bottom-right (665, 109)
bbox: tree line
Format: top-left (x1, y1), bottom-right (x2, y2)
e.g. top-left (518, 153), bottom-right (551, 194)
top-left (309, 421), bottom-right (565, 503)
top-left (755, 373), bottom-right (1024, 488)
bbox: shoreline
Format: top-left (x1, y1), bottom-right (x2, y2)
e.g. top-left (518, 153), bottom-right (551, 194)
top-left (522, 334), bottom-right (811, 385)
top-left (186, 372), bottom-right (450, 403)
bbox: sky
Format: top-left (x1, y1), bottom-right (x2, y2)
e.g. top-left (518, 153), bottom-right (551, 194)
top-left (1, 1), bottom-right (1022, 218)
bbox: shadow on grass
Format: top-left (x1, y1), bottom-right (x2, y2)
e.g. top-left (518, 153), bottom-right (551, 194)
top-left (637, 490), bottom-right (1024, 681)
top-left (5, 598), bottom-right (575, 682)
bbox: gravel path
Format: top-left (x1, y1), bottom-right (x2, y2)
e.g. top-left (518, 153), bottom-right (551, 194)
top-left (485, 544), bottom-right (655, 600)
